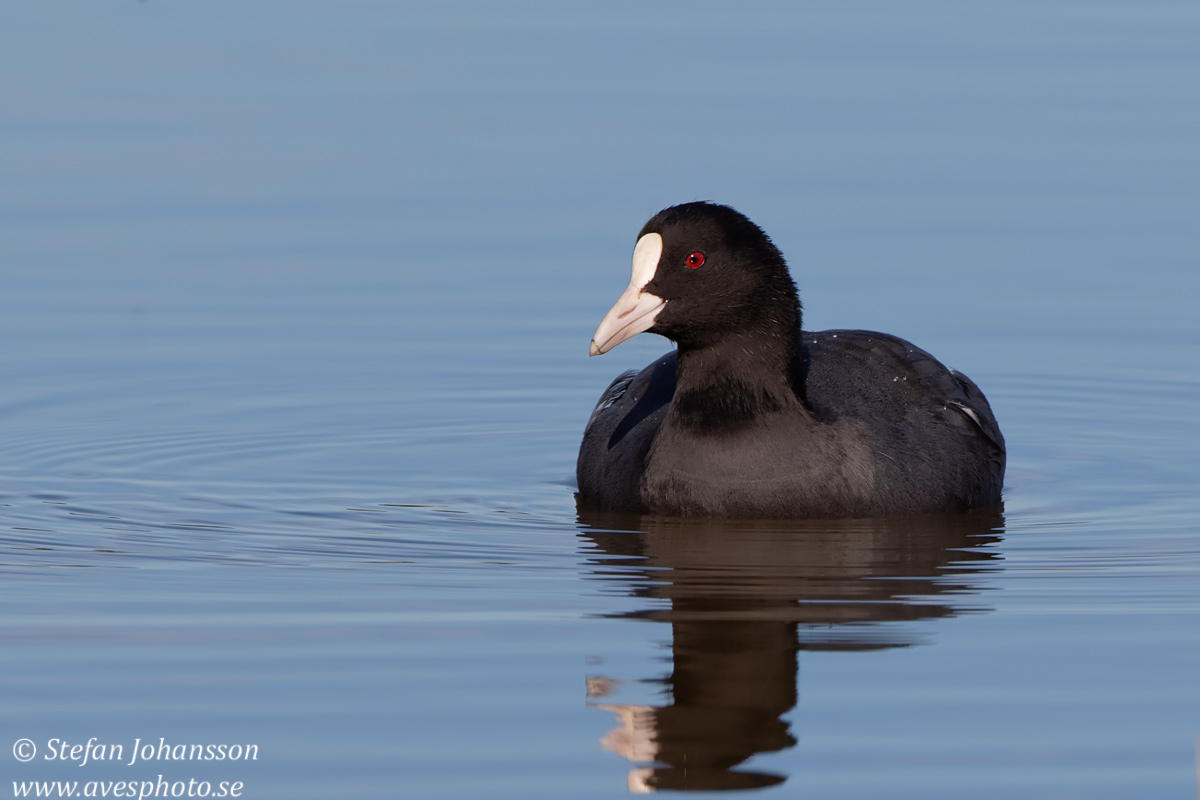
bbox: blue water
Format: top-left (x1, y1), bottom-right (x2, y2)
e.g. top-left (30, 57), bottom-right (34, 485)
top-left (3, 3), bottom-right (1199, 798)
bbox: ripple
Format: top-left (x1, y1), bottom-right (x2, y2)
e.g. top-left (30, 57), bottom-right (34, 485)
top-left (1, 370), bottom-right (1197, 584)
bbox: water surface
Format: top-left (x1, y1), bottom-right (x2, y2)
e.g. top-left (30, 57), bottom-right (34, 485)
top-left (2, 2), bottom-right (1199, 798)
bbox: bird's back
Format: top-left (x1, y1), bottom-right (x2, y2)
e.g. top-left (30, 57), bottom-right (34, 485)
top-left (577, 330), bottom-right (1004, 516)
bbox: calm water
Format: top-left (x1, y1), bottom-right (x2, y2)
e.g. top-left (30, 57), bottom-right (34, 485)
top-left (3, 3), bottom-right (1199, 798)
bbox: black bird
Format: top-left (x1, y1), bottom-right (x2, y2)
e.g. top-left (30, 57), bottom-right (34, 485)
top-left (576, 202), bottom-right (1005, 517)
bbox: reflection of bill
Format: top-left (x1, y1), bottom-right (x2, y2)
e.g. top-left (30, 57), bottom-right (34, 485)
top-left (593, 701), bottom-right (686, 794)
top-left (594, 703), bottom-right (657, 762)
top-left (578, 509), bottom-right (1004, 792)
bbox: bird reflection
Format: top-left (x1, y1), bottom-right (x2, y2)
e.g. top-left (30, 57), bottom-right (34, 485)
top-left (577, 508), bottom-right (1004, 792)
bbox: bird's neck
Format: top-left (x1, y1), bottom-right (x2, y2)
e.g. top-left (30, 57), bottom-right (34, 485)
top-left (671, 328), bottom-right (807, 433)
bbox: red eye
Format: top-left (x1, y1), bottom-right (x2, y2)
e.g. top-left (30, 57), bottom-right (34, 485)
top-left (684, 251), bottom-right (705, 269)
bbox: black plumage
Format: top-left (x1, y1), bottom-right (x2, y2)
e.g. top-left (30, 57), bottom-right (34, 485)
top-left (577, 202), bottom-right (1004, 516)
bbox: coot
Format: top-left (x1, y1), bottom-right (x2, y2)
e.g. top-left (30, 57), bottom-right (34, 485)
top-left (576, 202), bottom-right (1004, 516)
